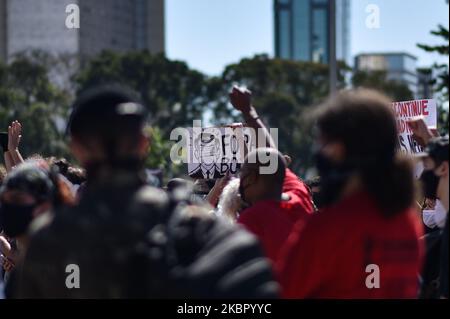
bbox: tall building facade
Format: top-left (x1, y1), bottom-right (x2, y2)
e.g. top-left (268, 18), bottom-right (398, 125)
top-left (355, 52), bottom-right (419, 98)
top-left (417, 68), bottom-right (434, 99)
top-left (274, 0), bottom-right (350, 65)
top-left (0, 0), bottom-right (165, 62)
top-left (0, 0), bottom-right (6, 61)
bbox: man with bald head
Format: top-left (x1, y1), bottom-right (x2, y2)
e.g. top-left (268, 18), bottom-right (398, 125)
top-left (229, 86), bottom-right (314, 263)
top-left (239, 148), bottom-right (286, 205)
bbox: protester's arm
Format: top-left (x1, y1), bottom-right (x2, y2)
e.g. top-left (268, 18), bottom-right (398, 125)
top-left (229, 86), bottom-right (277, 149)
top-left (206, 174), bottom-right (231, 207)
top-left (283, 168), bottom-right (304, 193)
top-left (7, 121), bottom-right (24, 168)
top-left (3, 151), bottom-right (13, 172)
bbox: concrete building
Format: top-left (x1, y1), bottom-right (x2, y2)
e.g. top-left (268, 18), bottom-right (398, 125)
top-left (355, 52), bottom-right (419, 97)
top-left (0, 0), bottom-right (165, 62)
top-left (417, 68), bottom-right (434, 99)
top-left (274, 0), bottom-right (350, 66)
top-left (0, 0), bottom-right (6, 61)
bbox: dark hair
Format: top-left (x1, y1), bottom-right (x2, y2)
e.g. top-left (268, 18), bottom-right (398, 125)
top-left (52, 171), bottom-right (77, 207)
top-left (315, 89), bottom-right (416, 217)
top-left (67, 85), bottom-right (146, 158)
top-left (0, 161), bottom-right (76, 208)
top-left (305, 176), bottom-right (321, 189)
top-left (46, 157), bottom-right (86, 185)
top-left (167, 178), bottom-right (192, 193)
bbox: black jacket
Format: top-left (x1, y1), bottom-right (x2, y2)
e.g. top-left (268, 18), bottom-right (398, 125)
top-left (11, 174), bottom-right (278, 299)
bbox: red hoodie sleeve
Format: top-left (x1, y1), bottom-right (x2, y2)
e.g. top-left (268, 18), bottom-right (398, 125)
top-left (283, 169), bottom-right (314, 214)
top-left (283, 169), bottom-right (304, 194)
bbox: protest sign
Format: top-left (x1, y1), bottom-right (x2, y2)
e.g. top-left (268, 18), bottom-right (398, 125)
top-left (392, 99), bottom-right (437, 154)
top-left (187, 125), bottom-right (256, 179)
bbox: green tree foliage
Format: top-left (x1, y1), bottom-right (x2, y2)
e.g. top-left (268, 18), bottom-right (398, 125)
top-left (75, 50), bottom-right (209, 134)
top-left (74, 50), bottom-right (215, 176)
top-left (417, 23), bottom-right (449, 134)
top-left (0, 56), bottom-right (71, 159)
top-left (145, 126), bottom-right (184, 181)
top-left (351, 70), bottom-right (414, 101)
top-left (208, 54), bottom-right (348, 175)
top-left (417, 24), bottom-right (449, 99)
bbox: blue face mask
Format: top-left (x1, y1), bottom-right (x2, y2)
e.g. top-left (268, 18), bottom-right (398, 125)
top-left (0, 203), bottom-right (36, 238)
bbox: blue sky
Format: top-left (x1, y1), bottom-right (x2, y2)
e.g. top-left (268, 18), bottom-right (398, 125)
top-left (166, 0), bottom-right (449, 76)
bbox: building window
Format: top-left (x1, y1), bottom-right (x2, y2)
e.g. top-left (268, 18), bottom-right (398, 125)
top-left (312, 7), bottom-right (328, 63)
top-left (292, 0), bottom-right (310, 61)
top-left (278, 9), bottom-right (291, 59)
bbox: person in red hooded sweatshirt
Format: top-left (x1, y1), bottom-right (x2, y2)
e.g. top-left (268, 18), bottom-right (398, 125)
top-left (228, 86), bottom-right (314, 264)
top-left (277, 89), bottom-right (423, 299)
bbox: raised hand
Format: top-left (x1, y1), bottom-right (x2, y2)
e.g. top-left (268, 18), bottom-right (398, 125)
top-left (6, 120), bottom-right (25, 167)
top-left (8, 120), bottom-right (22, 151)
top-left (229, 86), bottom-right (253, 114)
top-left (407, 117), bottom-right (434, 148)
top-left (206, 172), bottom-right (232, 207)
top-left (229, 85), bottom-right (276, 149)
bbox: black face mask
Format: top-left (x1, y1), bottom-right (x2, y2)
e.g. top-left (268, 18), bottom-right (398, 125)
top-left (314, 152), bottom-right (355, 207)
top-left (0, 203), bottom-right (36, 238)
top-left (420, 169), bottom-right (440, 200)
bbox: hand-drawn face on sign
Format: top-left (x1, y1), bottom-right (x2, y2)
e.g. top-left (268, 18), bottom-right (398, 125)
top-left (189, 132), bottom-right (222, 179)
top-left (195, 132), bottom-right (221, 165)
top-left (187, 126), bottom-right (254, 179)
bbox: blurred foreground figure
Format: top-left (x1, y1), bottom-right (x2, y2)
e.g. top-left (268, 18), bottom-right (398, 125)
top-left (0, 161), bottom-right (75, 290)
top-left (12, 86), bottom-right (278, 298)
top-left (278, 89), bottom-right (423, 298)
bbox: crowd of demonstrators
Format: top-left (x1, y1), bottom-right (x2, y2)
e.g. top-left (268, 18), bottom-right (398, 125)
top-left (3, 86), bottom-right (278, 298)
top-left (417, 137), bottom-right (449, 299)
top-left (406, 118), bottom-right (449, 299)
top-left (276, 90), bottom-right (423, 298)
top-left (0, 83), bottom-right (448, 300)
top-left (0, 161), bottom-right (76, 293)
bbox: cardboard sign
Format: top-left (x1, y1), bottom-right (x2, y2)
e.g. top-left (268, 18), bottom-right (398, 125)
top-left (187, 125), bottom-right (256, 179)
top-left (392, 99), bottom-right (437, 154)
